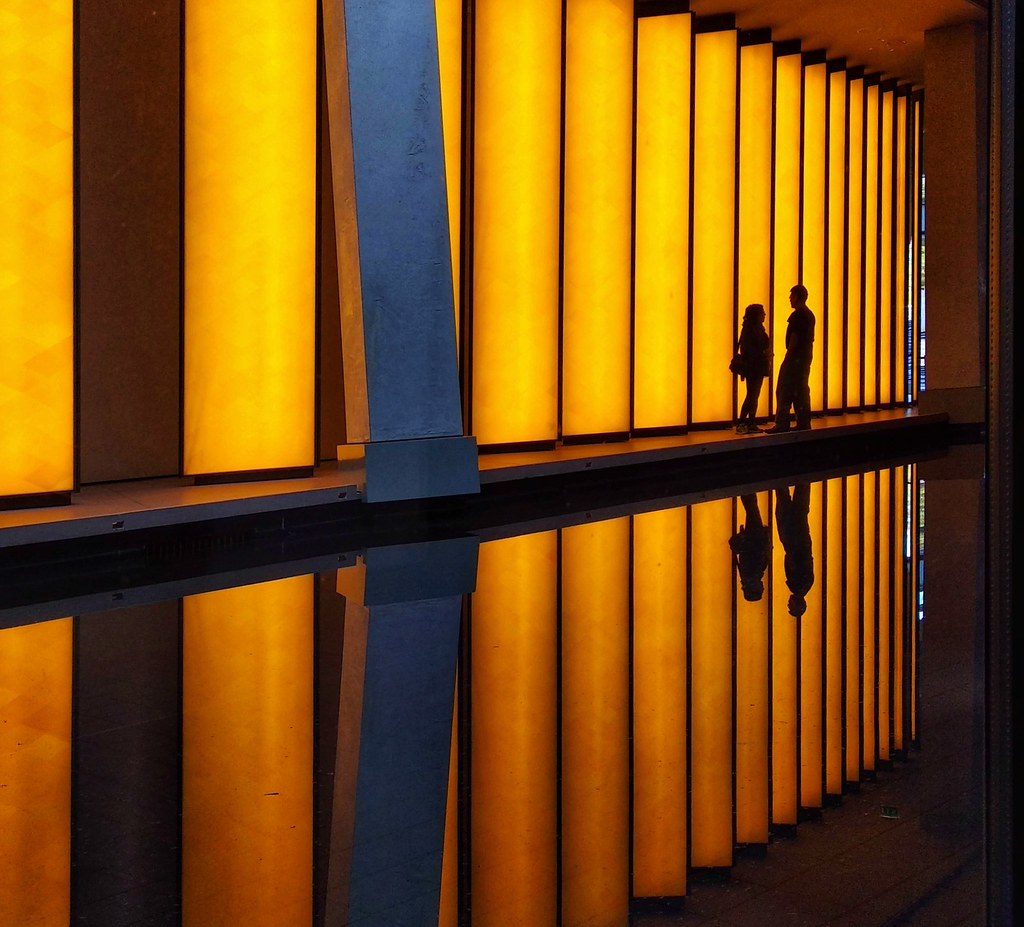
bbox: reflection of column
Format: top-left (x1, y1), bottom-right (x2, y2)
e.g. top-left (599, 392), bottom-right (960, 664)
top-left (0, 618), bottom-right (72, 926)
top-left (878, 468), bottom-right (892, 763)
top-left (892, 466), bottom-right (907, 754)
top-left (800, 483), bottom-right (824, 810)
top-left (825, 478), bottom-right (845, 798)
top-left (183, 578), bottom-right (314, 924)
top-left (772, 490), bottom-right (798, 827)
top-left (862, 470), bottom-right (878, 773)
top-left (633, 508), bottom-right (688, 897)
top-left (844, 474), bottom-right (863, 785)
top-left (561, 520), bottom-right (629, 923)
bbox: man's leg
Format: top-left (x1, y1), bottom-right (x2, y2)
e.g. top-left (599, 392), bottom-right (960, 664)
top-left (773, 366), bottom-right (794, 429)
top-left (794, 370), bottom-right (812, 429)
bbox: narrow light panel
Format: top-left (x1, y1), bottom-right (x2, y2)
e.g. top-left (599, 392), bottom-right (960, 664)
top-left (800, 482), bottom-right (824, 810)
top-left (895, 95), bottom-right (909, 404)
top-left (845, 78), bottom-right (865, 409)
top-left (877, 468), bottom-right (891, 761)
top-left (435, 0), bottom-right (463, 337)
top-left (825, 477), bottom-right (845, 796)
top-left (879, 90), bottom-right (894, 405)
top-left (845, 475), bottom-right (862, 784)
top-left (802, 62), bottom-right (827, 412)
top-left (863, 83), bottom-right (880, 407)
top-left (827, 69), bottom-right (847, 410)
top-left (862, 469), bottom-right (877, 771)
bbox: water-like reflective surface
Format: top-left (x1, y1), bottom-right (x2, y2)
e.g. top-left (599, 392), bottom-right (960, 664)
top-left (0, 461), bottom-right (986, 926)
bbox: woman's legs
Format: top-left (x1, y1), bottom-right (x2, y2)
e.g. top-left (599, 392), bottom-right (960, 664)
top-left (741, 376), bottom-right (764, 425)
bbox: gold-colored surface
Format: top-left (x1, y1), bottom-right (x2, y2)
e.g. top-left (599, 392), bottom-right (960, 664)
top-left (772, 487), bottom-right (798, 825)
top-left (862, 469), bottom-right (877, 771)
top-left (802, 63), bottom-right (827, 412)
top-left (436, 0), bottom-right (462, 339)
top-left (800, 482), bottom-right (825, 809)
top-left (825, 477), bottom-right (845, 795)
top-left (439, 687), bottom-right (459, 927)
top-left (879, 90), bottom-right (895, 405)
top-left (895, 95), bottom-right (909, 405)
top-left (877, 467), bottom-right (891, 761)
top-left (863, 83), bottom-right (880, 408)
top-left (827, 70), bottom-right (847, 411)
top-left (846, 78), bottom-right (865, 409)
top-left (845, 474), bottom-right (863, 783)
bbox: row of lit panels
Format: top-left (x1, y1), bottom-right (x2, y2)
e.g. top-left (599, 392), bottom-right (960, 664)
top-left (451, 5), bottom-right (925, 445)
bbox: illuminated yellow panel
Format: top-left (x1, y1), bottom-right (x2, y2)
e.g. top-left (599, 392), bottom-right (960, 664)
top-left (879, 90), bottom-right (894, 405)
top-left (825, 477), bottom-right (844, 796)
top-left (827, 70), bottom-right (847, 410)
top-left (471, 534), bottom-right (557, 926)
top-left (562, 520), bottom-right (629, 923)
top-left (800, 482), bottom-right (824, 809)
top-left (845, 79), bottom-right (865, 408)
top-left (772, 488), bottom-right (798, 825)
top-left (634, 14), bottom-right (692, 430)
top-left (473, 0), bottom-right (561, 445)
top-left (439, 688), bottom-right (458, 927)
top-left (0, 2), bottom-right (74, 498)
top-left (184, 1), bottom-right (316, 475)
top-left (772, 54), bottom-right (801, 393)
top-left (862, 470), bottom-right (877, 771)
top-left (877, 468), bottom-right (891, 762)
top-left (183, 578), bottom-right (313, 924)
top-left (563, 0), bottom-right (633, 437)
top-left (863, 83), bottom-right (879, 407)
top-left (912, 101), bottom-right (922, 403)
top-left (0, 618), bottom-right (71, 927)
top-left (844, 475), bottom-right (862, 783)
top-left (735, 493), bottom-right (770, 845)
top-left (802, 63), bottom-right (827, 412)
top-left (737, 42), bottom-right (773, 421)
top-left (435, 0), bottom-right (462, 336)
top-left (690, 499), bottom-right (734, 865)
top-left (895, 95), bottom-right (908, 405)
top-left (893, 467), bottom-right (905, 752)
top-left (633, 508), bottom-right (688, 896)
top-left (910, 467), bottom-right (918, 742)
top-left (692, 30), bottom-right (738, 426)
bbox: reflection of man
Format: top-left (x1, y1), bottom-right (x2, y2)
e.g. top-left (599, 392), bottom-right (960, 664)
top-left (766, 284), bottom-right (815, 433)
top-left (730, 495), bottom-right (771, 602)
top-left (775, 483), bottom-right (814, 617)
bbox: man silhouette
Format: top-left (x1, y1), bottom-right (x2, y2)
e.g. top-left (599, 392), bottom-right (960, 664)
top-left (729, 494), bottom-right (771, 602)
top-left (775, 483), bottom-right (814, 617)
top-left (766, 284), bottom-right (815, 433)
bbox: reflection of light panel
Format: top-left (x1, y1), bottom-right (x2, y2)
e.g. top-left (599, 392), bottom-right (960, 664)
top-left (879, 90), bottom-right (894, 405)
top-left (439, 694), bottom-right (458, 927)
top-left (634, 13), bottom-right (691, 430)
top-left (471, 534), bottom-right (557, 925)
top-left (435, 0), bottom-right (462, 337)
top-left (877, 468), bottom-right (891, 762)
top-left (802, 63), bottom-right (827, 412)
top-left (844, 475), bottom-right (862, 783)
top-left (895, 95), bottom-right (908, 404)
top-left (772, 54), bottom-right (802, 391)
top-left (0, 3), bottom-right (74, 498)
top-left (825, 477), bottom-right (844, 796)
top-left (633, 508), bottom-right (688, 896)
top-left (861, 470), bottom-right (877, 771)
top-left (772, 487), bottom-right (798, 825)
top-left (737, 42), bottom-right (774, 421)
top-left (735, 493), bottom-right (770, 845)
top-left (690, 499), bottom-right (734, 865)
top-left (912, 100), bottom-right (922, 403)
top-left (893, 467), bottom-right (905, 752)
top-left (845, 79), bottom-right (865, 408)
top-left (0, 619), bottom-right (72, 926)
top-left (800, 482), bottom-right (824, 809)
top-left (863, 83), bottom-right (880, 407)
top-left (184, 1), bottom-right (316, 475)
top-left (472, 0), bottom-right (561, 445)
top-left (827, 70), bottom-right (847, 411)
top-left (183, 578), bottom-right (313, 924)
top-left (910, 466), bottom-right (918, 742)
top-left (563, 0), bottom-right (633, 437)
top-left (691, 30), bottom-right (738, 426)
top-left (561, 520), bottom-right (629, 923)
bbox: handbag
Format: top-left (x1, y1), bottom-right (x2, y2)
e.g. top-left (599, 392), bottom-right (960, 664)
top-left (729, 338), bottom-right (747, 379)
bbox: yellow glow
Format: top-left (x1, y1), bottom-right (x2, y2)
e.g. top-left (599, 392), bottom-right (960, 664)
top-left (435, 0), bottom-right (462, 337)
top-left (863, 83), bottom-right (879, 407)
top-left (184, 0), bottom-right (315, 475)
top-left (845, 474), bottom-right (862, 783)
top-left (895, 95), bottom-right (908, 405)
top-left (692, 30), bottom-right (738, 426)
top-left (827, 70), bottom-right (847, 410)
top-left (439, 687), bottom-right (458, 927)
top-left (473, 0), bottom-right (561, 445)
top-left (800, 481), bottom-right (824, 809)
top-left (632, 508), bottom-right (688, 895)
top-left (563, 0), bottom-right (633, 437)
top-left (910, 467), bottom-right (918, 742)
top-left (879, 90), bottom-right (894, 405)
top-left (634, 14), bottom-right (692, 430)
top-left (825, 477), bottom-right (844, 796)
top-left (772, 487), bottom-right (798, 825)
top-left (471, 533), bottom-right (557, 926)
top-left (846, 79), bottom-right (865, 408)
top-left (0, 618), bottom-right (71, 927)
top-left (877, 468), bottom-right (891, 761)
top-left (183, 578), bottom-right (313, 924)
top-left (862, 469), bottom-right (877, 771)
top-left (893, 467), bottom-right (905, 752)
top-left (802, 63), bottom-right (827, 412)
top-left (0, 2), bottom-right (74, 497)
top-left (773, 54), bottom-right (801, 394)
top-left (912, 101), bottom-right (922, 403)
top-left (561, 520), bottom-right (630, 923)
top-left (737, 43), bottom-right (774, 420)
top-left (690, 499), bottom-right (734, 866)
top-left (735, 493), bottom-right (770, 845)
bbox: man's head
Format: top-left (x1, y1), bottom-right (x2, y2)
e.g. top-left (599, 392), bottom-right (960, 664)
top-left (788, 593), bottom-right (807, 617)
top-left (789, 284), bottom-right (808, 308)
top-left (741, 578), bottom-right (765, 602)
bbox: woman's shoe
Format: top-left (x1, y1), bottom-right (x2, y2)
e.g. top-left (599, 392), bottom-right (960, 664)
top-left (735, 424), bottom-right (749, 434)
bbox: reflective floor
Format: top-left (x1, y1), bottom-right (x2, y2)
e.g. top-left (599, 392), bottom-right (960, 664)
top-left (0, 454), bottom-right (986, 926)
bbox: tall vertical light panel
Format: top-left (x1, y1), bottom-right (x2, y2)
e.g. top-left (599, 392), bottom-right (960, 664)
top-left (772, 52), bottom-right (802, 392)
top-left (799, 482), bottom-right (824, 810)
top-left (844, 474), bottom-right (862, 783)
top-left (825, 477), bottom-right (845, 796)
top-left (634, 13), bottom-right (692, 431)
top-left (861, 469), bottom-right (877, 771)
top-left (879, 89), bottom-right (894, 405)
top-left (0, 2), bottom-right (74, 499)
top-left (772, 487), bottom-right (798, 826)
top-left (826, 68), bottom-right (847, 410)
top-left (845, 77), bottom-right (865, 409)
top-left (435, 0), bottom-right (463, 332)
top-left (691, 29), bottom-right (738, 426)
top-left (862, 81), bottom-right (880, 407)
top-left (737, 41), bottom-right (774, 421)
top-left (184, 1), bottom-right (316, 476)
top-left (473, 0), bottom-right (562, 446)
top-left (912, 99), bottom-right (922, 403)
top-left (801, 61), bottom-right (827, 412)
top-left (895, 94), bottom-right (909, 405)
top-left (563, 0), bottom-right (634, 438)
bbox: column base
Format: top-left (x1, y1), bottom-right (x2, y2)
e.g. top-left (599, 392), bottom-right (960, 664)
top-left (339, 435), bottom-right (479, 503)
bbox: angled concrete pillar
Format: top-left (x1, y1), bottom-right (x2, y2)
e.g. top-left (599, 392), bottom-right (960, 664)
top-left (323, 0), bottom-right (479, 503)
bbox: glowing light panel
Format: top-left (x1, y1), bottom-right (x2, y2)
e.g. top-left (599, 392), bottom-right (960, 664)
top-left (863, 83), bottom-right (879, 407)
top-left (800, 481), bottom-right (824, 809)
top-left (895, 95), bottom-right (908, 405)
top-left (879, 90), bottom-right (894, 405)
top-left (845, 474), bottom-right (862, 783)
top-left (436, 0), bottom-right (462, 335)
top-left (772, 486), bottom-right (798, 825)
top-left (827, 70), bottom-right (847, 410)
top-left (802, 62), bottom-right (827, 412)
top-left (846, 78), bottom-right (865, 408)
top-left (825, 477), bottom-right (844, 796)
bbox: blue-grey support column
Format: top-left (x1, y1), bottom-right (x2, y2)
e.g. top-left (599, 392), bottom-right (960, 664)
top-left (323, 0), bottom-right (479, 503)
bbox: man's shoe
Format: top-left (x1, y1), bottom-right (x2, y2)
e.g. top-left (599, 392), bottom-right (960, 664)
top-left (763, 425), bottom-right (789, 435)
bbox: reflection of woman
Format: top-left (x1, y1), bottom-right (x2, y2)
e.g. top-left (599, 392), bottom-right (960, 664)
top-left (735, 304), bottom-right (771, 434)
top-left (730, 495), bottom-right (771, 601)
